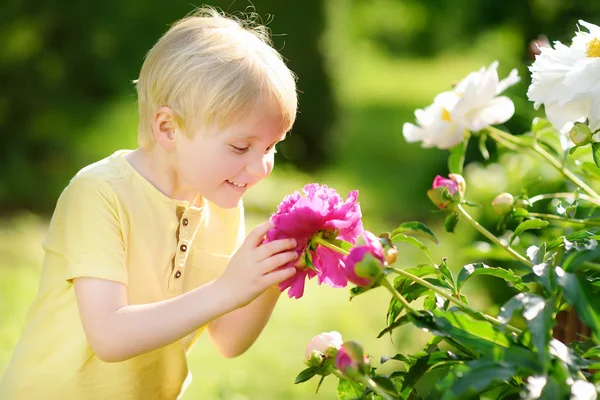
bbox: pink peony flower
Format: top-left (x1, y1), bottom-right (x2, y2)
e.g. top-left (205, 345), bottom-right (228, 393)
top-left (267, 184), bottom-right (363, 299)
top-left (305, 331), bottom-right (344, 361)
top-left (344, 231), bottom-right (385, 287)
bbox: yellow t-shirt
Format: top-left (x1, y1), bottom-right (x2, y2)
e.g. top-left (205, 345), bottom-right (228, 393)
top-left (0, 150), bottom-right (245, 400)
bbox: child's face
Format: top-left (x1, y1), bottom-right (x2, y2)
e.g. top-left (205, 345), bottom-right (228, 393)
top-left (173, 108), bottom-right (286, 208)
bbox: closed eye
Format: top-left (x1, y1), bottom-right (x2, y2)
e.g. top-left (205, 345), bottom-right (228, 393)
top-left (231, 145), bottom-right (249, 154)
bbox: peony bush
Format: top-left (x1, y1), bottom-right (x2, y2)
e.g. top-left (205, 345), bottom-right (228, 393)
top-left (281, 20), bottom-right (600, 399)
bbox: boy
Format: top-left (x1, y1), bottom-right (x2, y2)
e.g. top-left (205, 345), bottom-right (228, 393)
top-left (0, 7), bottom-right (299, 399)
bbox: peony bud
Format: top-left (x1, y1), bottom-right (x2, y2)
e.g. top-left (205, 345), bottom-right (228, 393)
top-left (335, 341), bottom-right (370, 379)
top-left (305, 331), bottom-right (343, 363)
top-left (492, 193), bottom-right (515, 216)
top-left (528, 34), bottom-right (550, 60)
top-left (385, 246), bottom-right (398, 264)
top-left (428, 174), bottom-right (466, 209)
top-left (432, 175), bottom-right (459, 195)
top-left (344, 231), bottom-right (386, 287)
top-left (569, 123), bottom-right (593, 147)
top-left (448, 174), bottom-right (466, 198)
top-left (306, 350), bottom-right (325, 367)
top-left (354, 253), bottom-right (383, 281)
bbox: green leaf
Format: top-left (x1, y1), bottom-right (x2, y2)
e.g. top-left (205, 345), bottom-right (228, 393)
top-left (444, 213), bottom-right (460, 233)
top-left (546, 230), bottom-right (594, 250)
top-left (294, 366), bottom-right (320, 384)
top-left (497, 293), bottom-right (554, 368)
top-left (390, 234), bottom-right (433, 263)
top-left (315, 375), bottom-right (326, 394)
top-left (581, 161), bottom-right (600, 180)
top-left (336, 378), bottom-right (363, 400)
top-left (410, 310), bottom-right (512, 351)
top-left (448, 137), bottom-right (468, 175)
top-left (561, 247), bottom-right (600, 273)
top-left (396, 351), bottom-right (467, 399)
top-left (593, 142), bottom-right (600, 168)
top-left (437, 259), bottom-right (455, 291)
top-left (400, 282), bottom-right (431, 303)
top-left (349, 285), bottom-right (374, 300)
top-left (390, 221), bottom-right (439, 245)
top-left (510, 219), bottom-right (549, 245)
top-left (456, 262), bottom-right (528, 293)
top-left (436, 360), bottom-right (517, 399)
top-left (371, 376), bottom-right (399, 396)
top-left (556, 268), bottom-right (600, 339)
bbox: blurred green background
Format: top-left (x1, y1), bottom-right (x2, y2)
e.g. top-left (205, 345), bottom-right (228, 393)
top-left (2, 0), bottom-right (600, 398)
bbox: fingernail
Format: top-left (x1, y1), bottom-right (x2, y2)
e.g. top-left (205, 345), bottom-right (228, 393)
top-left (290, 239), bottom-right (297, 247)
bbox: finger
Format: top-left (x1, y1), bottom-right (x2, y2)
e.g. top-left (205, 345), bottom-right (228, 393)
top-left (262, 267), bottom-right (297, 288)
top-left (246, 220), bottom-right (275, 247)
top-left (259, 250), bottom-right (299, 273)
top-left (256, 238), bottom-right (297, 261)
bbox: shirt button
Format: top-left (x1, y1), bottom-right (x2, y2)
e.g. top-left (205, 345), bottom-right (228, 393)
top-left (180, 244), bottom-right (188, 252)
top-left (182, 218), bottom-right (189, 226)
top-left (174, 271), bottom-right (182, 278)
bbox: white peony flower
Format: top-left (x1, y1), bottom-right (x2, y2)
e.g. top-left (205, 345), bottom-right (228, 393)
top-left (403, 62), bottom-right (520, 149)
top-left (527, 20), bottom-right (600, 134)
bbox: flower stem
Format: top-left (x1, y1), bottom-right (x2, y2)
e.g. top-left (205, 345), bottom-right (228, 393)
top-left (380, 276), bottom-right (416, 314)
top-left (528, 212), bottom-right (600, 227)
top-left (456, 204), bottom-right (532, 266)
top-left (529, 192), bottom-right (600, 207)
top-left (313, 236), bottom-right (350, 255)
top-left (487, 126), bottom-right (600, 203)
top-left (388, 266), bottom-right (521, 334)
top-left (360, 376), bottom-right (395, 400)
top-left (328, 367), bottom-right (394, 400)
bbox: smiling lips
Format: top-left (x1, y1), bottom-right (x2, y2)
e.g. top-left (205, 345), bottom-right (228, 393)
top-left (227, 179), bottom-right (247, 189)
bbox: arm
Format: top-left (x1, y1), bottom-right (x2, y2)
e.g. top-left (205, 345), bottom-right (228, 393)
top-left (207, 284), bottom-right (281, 358)
top-left (74, 221), bottom-right (297, 362)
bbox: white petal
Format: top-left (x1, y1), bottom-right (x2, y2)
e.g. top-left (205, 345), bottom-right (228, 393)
top-left (476, 62), bottom-right (500, 103)
top-left (544, 100), bottom-right (589, 133)
top-left (403, 123), bottom-right (427, 144)
top-left (579, 20), bottom-right (600, 37)
top-left (466, 96), bottom-right (515, 131)
top-left (497, 68), bottom-right (520, 94)
top-left (589, 97), bottom-right (600, 132)
top-left (434, 122), bottom-right (467, 149)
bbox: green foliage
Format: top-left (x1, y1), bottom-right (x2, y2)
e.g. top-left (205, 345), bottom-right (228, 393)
top-left (1, 0), bottom-right (335, 212)
top-left (295, 107), bottom-right (600, 398)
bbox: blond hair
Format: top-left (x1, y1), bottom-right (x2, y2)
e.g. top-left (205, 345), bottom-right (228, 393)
top-left (135, 7), bottom-right (297, 147)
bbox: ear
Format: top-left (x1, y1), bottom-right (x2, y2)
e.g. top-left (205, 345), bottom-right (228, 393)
top-left (152, 107), bottom-right (179, 150)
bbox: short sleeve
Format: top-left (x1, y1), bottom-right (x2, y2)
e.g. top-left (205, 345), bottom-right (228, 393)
top-left (58, 178), bottom-right (128, 284)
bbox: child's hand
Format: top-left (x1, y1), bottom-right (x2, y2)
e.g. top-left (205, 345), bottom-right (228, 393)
top-left (215, 220), bottom-right (298, 307)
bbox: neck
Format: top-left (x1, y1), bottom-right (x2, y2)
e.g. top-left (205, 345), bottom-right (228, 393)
top-left (125, 147), bottom-right (199, 204)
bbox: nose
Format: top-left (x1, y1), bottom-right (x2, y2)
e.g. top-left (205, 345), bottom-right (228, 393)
top-left (246, 153), bottom-right (274, 179)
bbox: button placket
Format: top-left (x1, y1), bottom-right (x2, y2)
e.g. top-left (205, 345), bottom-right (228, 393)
top-left (168, 209), bottom-right (203, 296)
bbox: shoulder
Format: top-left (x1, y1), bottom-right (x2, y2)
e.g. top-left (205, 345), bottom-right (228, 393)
top-left (55, 152), bottom-right (133, 214)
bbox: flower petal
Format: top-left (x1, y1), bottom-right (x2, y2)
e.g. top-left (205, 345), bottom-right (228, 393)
top-left (466, 96), bottom-right (515, 131)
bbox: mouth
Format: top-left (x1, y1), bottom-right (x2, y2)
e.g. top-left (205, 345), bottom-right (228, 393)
top-left (226, 179), bottom-right (248, 189)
